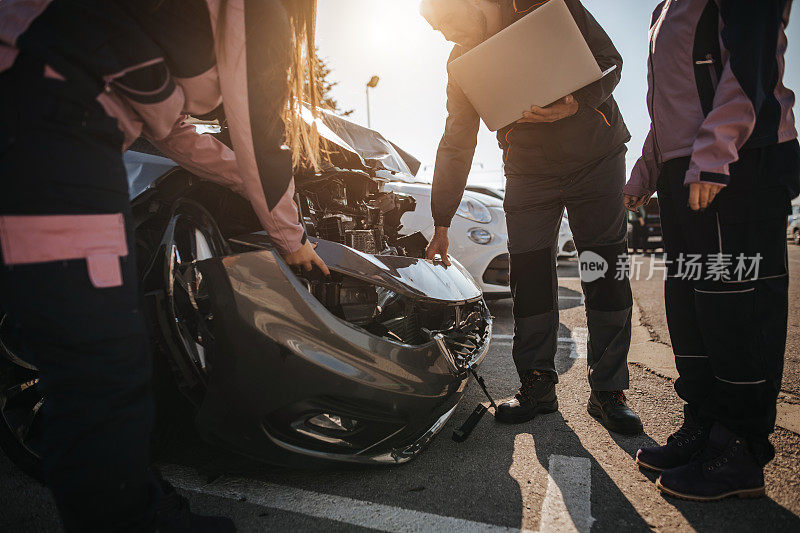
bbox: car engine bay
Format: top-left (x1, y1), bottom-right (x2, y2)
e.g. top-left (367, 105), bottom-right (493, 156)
top-left (295, 169), bottom-right (422, 256)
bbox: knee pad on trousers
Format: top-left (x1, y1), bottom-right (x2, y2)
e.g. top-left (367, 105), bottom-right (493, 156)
top-left (510, 247), bottom-right (554, 318)
top-left (578, 241), bottom-right (632, 312)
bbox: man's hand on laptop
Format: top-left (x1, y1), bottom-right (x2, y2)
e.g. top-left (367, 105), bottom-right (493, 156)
top-left (517, 95), bottom-right (579, 124)
top-left (425, 226), bottom-right (452, 266)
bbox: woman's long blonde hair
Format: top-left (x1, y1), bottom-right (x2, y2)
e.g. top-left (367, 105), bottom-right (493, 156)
top-left (217, 0), bottom-right (322, 170)
top-left (282, 0), bottom-right (322, 169)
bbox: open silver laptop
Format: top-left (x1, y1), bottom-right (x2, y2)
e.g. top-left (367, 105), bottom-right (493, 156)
top-left (448, 0), bottom-right (615, 132)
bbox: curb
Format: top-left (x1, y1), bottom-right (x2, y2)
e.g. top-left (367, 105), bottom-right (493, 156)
top-left (628, 304), bottom-right (800, 436)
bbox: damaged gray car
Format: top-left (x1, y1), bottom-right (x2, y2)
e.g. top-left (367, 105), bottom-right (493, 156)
top-left (0, 109), bottom-right (492, 475)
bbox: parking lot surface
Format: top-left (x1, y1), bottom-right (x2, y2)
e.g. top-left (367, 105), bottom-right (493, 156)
top-left (2, 254), bottom-right (799, 532)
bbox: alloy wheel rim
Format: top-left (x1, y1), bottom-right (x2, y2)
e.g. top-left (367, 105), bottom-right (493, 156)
top-left (0, 315), bottom-right (44, 463)
top-left (165, 210), bottom-right (226, 378)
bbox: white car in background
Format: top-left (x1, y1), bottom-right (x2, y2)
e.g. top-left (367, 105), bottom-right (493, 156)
top-left (465, 185), bottom-right (576, 258)
top-left (384, 182), bottom-right (576, 299)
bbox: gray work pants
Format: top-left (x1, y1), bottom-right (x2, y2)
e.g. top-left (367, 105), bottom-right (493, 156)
top-left (503, 147), bottom-right (632, 391)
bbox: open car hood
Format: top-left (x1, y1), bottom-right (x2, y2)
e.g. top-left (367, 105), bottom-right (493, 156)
top-left (302, 107), bottom-right (419, 181)
top-left (231, 233), bottom-right (482, 304)
top-left (124, 107), bottom-right (421, 199)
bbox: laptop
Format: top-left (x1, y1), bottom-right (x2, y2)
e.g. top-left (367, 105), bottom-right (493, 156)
top-left (448, 0), bottom-right (616, 132)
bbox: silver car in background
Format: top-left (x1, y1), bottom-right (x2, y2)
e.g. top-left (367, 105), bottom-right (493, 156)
top-left (788, 203), bottom-right (800, 246)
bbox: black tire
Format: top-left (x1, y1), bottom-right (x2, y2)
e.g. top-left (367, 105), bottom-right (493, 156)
top-left (0, 315), bottom-right (44, 482)
top-left (146, 200), bottom-right (228, 455)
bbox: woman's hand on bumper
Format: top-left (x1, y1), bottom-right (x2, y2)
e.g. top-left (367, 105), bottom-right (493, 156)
top-left (283, 241), bottom-right (330, 276)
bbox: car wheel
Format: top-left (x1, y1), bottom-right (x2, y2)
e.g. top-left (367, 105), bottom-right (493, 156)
top-left (794, 229), bottom-right (799, 246)
top-left (0, 314), bottom-right (44, 481)
top-left (156, 200), bottom-right (229, 405)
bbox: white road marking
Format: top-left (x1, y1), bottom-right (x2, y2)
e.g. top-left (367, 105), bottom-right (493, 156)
top-left (540, 455), bottom-right (594, 533)
top-left (163, 455), bottom-right (594, 533)
top-left (163, 464), bottom-right (528, 533)
top-left (567, 327), bottom-right (588, 359)
top-left (491, 328), bottom-right (587, 359)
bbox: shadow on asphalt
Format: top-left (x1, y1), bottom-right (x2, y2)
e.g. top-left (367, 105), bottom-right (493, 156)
top-left (608, 430), bottom-right (659, 461)
top-left (664, 493), bottom-right (800, 531)
top-left (521, 411), bottom-right (653, 531)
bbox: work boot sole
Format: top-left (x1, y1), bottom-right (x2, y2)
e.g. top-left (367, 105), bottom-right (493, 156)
top-left (635, 453), bottom-right (665, 473)
top-left (587, 401), bottom-right (643, 436)
top-left (655, 477), bottom-right (766, 501)
top-left (494, 400), bottom-right (558, 424)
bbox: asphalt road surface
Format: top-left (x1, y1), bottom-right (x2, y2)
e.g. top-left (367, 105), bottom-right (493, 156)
top-left (2, 251), bottom-right (799, 532)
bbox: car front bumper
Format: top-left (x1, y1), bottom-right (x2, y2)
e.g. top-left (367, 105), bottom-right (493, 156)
top-left (194, 244), bottom-right (491, 466)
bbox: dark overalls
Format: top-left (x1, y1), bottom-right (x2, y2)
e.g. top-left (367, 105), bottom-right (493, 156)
top-left (0, 54), bottom-right (157, 531)
top-left (624, 0), bottom-right (800, 465)
top-left (657, 141), bottom-right (800, 465)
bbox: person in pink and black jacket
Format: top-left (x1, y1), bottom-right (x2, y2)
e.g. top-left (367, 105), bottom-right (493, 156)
top-left (624, 0), bottom-right (799, 502)
top-left (0, 0), bottom-right (328, 530)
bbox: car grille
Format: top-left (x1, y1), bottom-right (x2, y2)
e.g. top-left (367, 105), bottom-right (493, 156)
top-left (482, 254), bottom-right (510, 286)
top-left (429, 301), bottom-right (492, 371)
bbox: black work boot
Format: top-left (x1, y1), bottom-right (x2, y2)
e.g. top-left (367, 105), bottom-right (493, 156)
top-left (156, 478), bottom-right (236, 532)
top-left (495, 370), bottom-right (558, 424)
top-left (656, 423), bottom-right (765, 501)
top-left (636, 404), bottom-right (711, 472)
top-left (587, 390), bottom-right (643, 435)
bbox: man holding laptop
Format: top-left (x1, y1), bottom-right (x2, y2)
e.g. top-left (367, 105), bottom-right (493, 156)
top-left (420, 0), bottom-right (642, 434)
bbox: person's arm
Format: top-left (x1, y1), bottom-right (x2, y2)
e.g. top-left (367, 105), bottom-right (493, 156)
top-left (565, 0), bottom-right (623, 110)
top-left (426, 46), bottom-right (480, 265)
top-left (144, 115), bottom-right (246, 196)
top-left (209, 0), bottom-right (327, 273)
top-left (684, 0), bottom-right (790, 210)
top-left (431, 46), bottom-right (481, 229)
top-left (623, 129), bottom-right (658, 210)
top-left (623, 2), bottom-right (667, 211)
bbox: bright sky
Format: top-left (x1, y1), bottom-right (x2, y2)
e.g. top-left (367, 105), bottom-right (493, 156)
top-left (316, 0), bottom-right (800, 187)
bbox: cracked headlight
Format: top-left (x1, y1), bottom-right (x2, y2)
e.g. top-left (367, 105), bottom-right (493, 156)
top-left (456, 197), bottom-right (492, 223)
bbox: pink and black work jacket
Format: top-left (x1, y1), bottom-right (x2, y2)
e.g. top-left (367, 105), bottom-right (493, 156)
top-left (624, 0), bottom-right (797, 198)
top-left (0, 0), bottom-right (306, 256)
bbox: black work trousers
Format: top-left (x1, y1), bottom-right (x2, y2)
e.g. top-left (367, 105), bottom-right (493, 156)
top-left (504, 147), bottom-right (633, 390)
top-left (0, 55), bottom-right (156, 530)
top-left (657, 140), bottom-right (799, 466)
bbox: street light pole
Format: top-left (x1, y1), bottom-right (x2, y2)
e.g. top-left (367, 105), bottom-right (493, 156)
top-left (366, 85), bottom-right (371, 129)
top-left (365, 75), bottom-right (380, 129)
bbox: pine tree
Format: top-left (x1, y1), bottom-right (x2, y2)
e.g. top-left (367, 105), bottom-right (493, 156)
top-left (314, 49), bottom-right (353, 117)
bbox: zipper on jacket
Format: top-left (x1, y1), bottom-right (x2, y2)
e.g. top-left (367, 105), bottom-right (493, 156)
top-left (647, 2), bottom-right (669, 169)
top-left (593, 107), bottom-right (611, 127)
top-left (503, 126), bottom-right (515, 163)
top-left (648, 45), bottom-right (664, 167)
